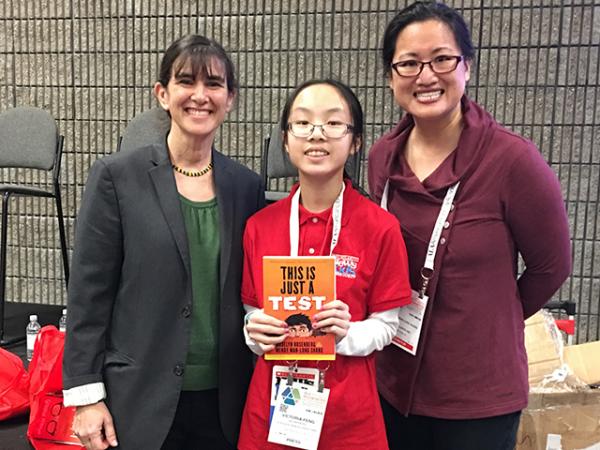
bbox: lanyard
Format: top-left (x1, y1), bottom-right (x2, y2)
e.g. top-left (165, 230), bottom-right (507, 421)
top-left (380, 179), bottom-right (459, 296)
top-left (289, 183), bottom-right (345, 257)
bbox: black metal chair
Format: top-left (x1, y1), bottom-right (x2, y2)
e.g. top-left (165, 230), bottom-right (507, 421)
top-left (260, 124), bottom-right (363, 203)
top-left (0, 107), bottom-right (69, 346)
top-left (117, 107), bottom-right (171, 152)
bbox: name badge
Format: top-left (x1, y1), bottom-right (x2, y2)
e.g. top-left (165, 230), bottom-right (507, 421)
top-left (391, 289), bottom-right (428, 355)
top-left (270, 365), bottom-right (319, 424)
top-left (268, 387), bottom-right (330, 450)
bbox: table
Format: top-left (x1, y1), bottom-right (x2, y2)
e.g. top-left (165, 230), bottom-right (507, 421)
top-left (1, 302), bottom-right (63, 346)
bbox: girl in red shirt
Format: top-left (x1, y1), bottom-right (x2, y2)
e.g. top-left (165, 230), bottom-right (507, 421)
top-left (238, 79), bottom-right (411, 450)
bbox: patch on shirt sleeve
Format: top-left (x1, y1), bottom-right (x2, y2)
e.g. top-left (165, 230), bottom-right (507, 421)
top-left (334, 254), bottom-right (359, 279)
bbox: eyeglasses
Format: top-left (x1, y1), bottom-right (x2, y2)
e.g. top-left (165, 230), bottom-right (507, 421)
top-left (288, 121), bottom-right (354, 139)
top-left (391, 55), bottom-right (464, 77)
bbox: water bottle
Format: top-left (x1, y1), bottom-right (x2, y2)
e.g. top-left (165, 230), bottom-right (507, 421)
top-left (26, 314), bottom-right (41, 361)
top-left (59, 308), bottom-right (67, 333)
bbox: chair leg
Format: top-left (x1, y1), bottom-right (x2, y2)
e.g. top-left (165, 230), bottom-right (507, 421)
top-left (54, 188), bottom-right (69, 286)
top-left (0, 192), bottom-right (8, 343)
top-left (0, 191), bottom-right (21, 346)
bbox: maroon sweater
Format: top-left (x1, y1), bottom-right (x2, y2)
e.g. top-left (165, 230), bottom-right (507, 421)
top-left (368, 96), bottom-right (571, 419)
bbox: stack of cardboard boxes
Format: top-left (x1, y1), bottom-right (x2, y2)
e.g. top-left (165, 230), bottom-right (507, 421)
top-left (518, 311), bottom-right (600, 450)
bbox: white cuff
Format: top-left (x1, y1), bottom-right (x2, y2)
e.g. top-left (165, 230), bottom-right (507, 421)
top-left (335, 307), bottom-right (401, 356)
top-left (242, 304), bottom-right (265, 356)
top-left (63, 382), bottom-right (106, 407)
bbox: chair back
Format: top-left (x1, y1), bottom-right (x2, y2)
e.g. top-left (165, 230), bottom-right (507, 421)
top-left (0, 107), bottom-right (58, 171)
top-left (119, 108), bottom-right (171, 152)
top-left (264, 124), bottom-right (296, 179)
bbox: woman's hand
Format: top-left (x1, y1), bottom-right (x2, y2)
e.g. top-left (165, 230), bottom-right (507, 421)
top-left (73, 401), bottom-right (118, 450)
top-left (245, 309), bottom-right (288, 353)
top-left (313, 300), bottom-right (351, 342)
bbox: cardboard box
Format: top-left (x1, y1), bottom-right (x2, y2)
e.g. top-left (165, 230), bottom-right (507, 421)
top-left (516, 390), bottom-right (600, 450)
top-left (564, 341), bottom-right (600, 386)
top-left (525, 312), bottom-right (563, 384)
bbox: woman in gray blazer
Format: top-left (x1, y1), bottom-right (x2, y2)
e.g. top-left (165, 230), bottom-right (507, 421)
top-left (62, 35), bottom-right (265, 450)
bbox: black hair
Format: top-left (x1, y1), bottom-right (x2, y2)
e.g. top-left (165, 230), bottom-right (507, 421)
top-left (279, 78), bottom-right (364, 152)
top-left (158, 34), bottom-right (238, 93)
top-left (285, 314), bottom-right (312, 330)
top-left (278, 78), bottom-right (369, 196)
top-left (382, 2), bottom-right (475, 77)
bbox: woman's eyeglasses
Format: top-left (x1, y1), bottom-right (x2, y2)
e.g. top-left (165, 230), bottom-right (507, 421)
top-left (287, 121), bottom-right (354, 139)
top-left (391, 55), bottom-right (464, 77)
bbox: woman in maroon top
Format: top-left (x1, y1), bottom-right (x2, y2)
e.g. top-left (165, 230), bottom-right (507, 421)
top-left (368, 3), bottom-right (571, 450)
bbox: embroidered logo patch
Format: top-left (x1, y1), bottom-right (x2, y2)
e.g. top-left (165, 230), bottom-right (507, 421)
top-left (334, 254), bottom-right (359, 279)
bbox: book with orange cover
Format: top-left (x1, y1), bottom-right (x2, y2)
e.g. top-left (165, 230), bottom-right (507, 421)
top-left (263, 256), bottom-right (336, 361)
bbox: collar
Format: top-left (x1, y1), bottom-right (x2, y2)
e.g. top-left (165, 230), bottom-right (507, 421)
top-left (288, 179), bottom-right (353, 228)
top-left (382, 96), bottom-right (497, 196)
top-left (298, 203), bottom-right (332, 225)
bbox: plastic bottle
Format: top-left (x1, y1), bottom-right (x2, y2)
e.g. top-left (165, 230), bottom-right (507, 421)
top-left (59, 308), bottom-right (67, 333)
top-left (26, 314), bottom-right (41, 361)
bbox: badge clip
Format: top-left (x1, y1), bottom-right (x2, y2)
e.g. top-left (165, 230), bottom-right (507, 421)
top-left (317, 363), bottom-right (330, 393)
top-left (419, 267), bottom-right (433, 299)
top-left (286, 361), bottom-right (298, 386)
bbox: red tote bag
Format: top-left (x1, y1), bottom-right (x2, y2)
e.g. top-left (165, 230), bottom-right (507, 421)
top-left (27, 325), bottom-right (84, 449)
top-left (0, 346), bottom-right (30, 420)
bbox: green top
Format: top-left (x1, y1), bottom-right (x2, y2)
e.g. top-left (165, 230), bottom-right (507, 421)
top-left (179, 195), bottom-right (220, 391)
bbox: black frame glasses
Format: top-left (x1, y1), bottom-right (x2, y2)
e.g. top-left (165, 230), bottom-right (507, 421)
top-left (391, 55), bottom-right (464, 77)
top-left (287, 121), bottom-right (354, 139)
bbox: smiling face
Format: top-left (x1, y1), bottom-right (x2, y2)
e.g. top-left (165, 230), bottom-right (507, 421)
top-left (154, 57), bottom-right (234, 143)
top-left (389, 19), bottom-right (470, 125)
top-left (284, 83), bottom-right (358, 182)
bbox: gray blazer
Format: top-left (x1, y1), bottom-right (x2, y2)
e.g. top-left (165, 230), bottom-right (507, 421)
top-left (63, 143), bottom-right (265, 449)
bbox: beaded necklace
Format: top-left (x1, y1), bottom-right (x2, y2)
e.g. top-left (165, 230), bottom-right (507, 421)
top-left (172, 161), bottom-right (214, 177)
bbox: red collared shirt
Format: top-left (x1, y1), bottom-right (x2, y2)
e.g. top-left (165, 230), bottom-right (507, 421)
top-left (238, 181), bottom-right (411, 450)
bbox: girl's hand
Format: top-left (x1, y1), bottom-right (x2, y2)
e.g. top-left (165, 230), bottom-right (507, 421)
top-left (313, 300), bottom-right (351, 342)
top-left (245, 309), bottom-right (288, 353)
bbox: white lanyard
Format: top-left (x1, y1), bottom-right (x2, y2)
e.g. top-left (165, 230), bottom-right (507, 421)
top-left (289, 183), bottom-right (345, 257)
top-left (380, 179), bottom-right (459, 295)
